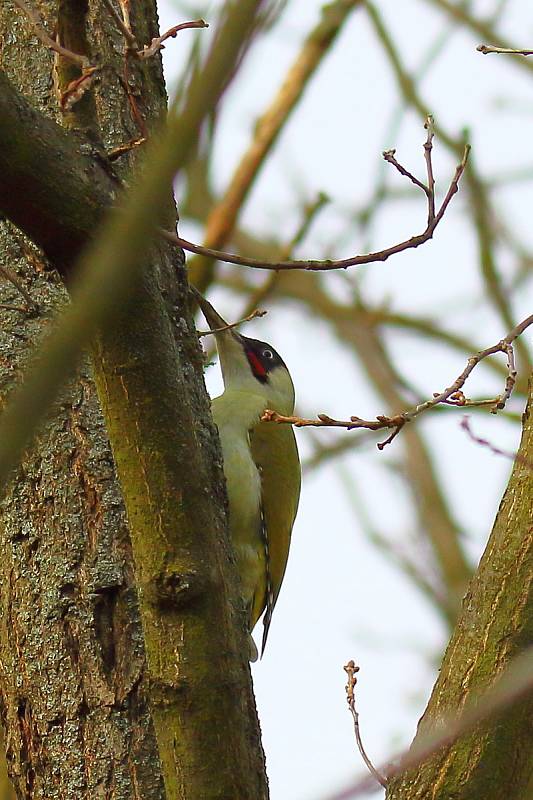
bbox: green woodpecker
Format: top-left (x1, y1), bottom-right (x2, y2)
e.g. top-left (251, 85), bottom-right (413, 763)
top-left (194, 288), bottom-right (301, 661)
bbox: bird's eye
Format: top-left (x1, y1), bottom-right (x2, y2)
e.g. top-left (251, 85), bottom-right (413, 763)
top-left (263, 349), bottom-right (274, 359)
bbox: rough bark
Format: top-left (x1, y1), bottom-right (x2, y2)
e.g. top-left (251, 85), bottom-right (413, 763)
top-left (386, 379), bottom-right (533, 800)
top-left (0, 69), bottom-right (117, 273)
top-left (0, 235), bottom-right (166, 800)
top-left (0, 1), bottom-right (268, 798)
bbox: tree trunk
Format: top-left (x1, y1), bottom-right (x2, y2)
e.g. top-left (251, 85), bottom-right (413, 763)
top-left (386, 379), bottom-right (533, 800)
top-left (0, 1), bottom-right (268, 798)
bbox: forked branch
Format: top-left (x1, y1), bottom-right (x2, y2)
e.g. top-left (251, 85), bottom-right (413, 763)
top-left (162, 118), bottom-right (470, 271)
top-left (262, 314), bottom-right (533, 449)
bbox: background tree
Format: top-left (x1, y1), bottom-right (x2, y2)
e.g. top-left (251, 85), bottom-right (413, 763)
top-left (0, 0), bottom-right (531, 799)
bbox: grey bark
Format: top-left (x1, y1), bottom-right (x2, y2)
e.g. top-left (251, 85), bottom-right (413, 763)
top-left (0, 1), bottom-right (268, 798)
top-left (0, 1), bottom-right (165, 791)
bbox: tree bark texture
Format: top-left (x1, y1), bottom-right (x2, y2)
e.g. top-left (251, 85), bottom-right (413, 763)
top-left (0, 1), bottom-right (268, 798)
top-left (386, 379), bottom-right (533, 800)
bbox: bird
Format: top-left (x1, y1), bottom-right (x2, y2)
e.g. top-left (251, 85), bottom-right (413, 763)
top-left (192, 287), bottom-right (301, 661)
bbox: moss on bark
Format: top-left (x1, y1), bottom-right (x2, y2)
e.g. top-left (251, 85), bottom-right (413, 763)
top-left (387, 380), bottom-right (533, 800)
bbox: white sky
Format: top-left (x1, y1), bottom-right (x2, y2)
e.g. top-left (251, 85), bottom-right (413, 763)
top-left (158, 2), bottom-right (532, 798)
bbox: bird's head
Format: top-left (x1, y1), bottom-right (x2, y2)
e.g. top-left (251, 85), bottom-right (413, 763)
top-left (193, 288), bottom-right (295, 415)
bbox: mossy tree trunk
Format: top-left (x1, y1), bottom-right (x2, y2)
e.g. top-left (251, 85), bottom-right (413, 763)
top-left (387, 379), bottom-right (533, 800)
top-left (0, 1), bottom-right (268, 798)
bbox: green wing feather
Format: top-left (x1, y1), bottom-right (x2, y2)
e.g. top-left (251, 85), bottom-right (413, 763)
top-left (249, 420), bottom-right (301, 653)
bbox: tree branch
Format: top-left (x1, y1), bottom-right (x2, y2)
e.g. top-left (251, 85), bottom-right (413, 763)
top-left (477, 44), bottom-right (533, 56)
top-left (0, 69), bottom-right (117, 274)
top-left (138, 19), bottom-right (209, 59)
top-left (364, 0), bottom-right (532, 372)
top-left (261, 314), bottom-right (533, 448)
top-left (189, 0), bottom-right (361, 289)
top-left (327, 382), bottom-right (533, 798)
top-left (344, 661), bottom-right (387, 789)
top-left (163, 126), bottom-right (470, 271)
top-left (13, 0), bottom-right (89, 67)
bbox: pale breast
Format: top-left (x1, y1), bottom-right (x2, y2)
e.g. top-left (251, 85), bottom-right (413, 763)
top-left (216, 422), bottom-right (265, 612)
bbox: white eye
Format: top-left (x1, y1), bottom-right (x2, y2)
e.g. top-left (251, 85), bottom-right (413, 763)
top-left (263, 349), bottom-right (274, 359)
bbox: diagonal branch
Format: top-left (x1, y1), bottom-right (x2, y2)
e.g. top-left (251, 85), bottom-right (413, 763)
top-left (0, 69), bottom-right (117, 273)
top-left (197, 307), bottom-right (266, 337)
top-left (188, 0), bottom-right (361, 289)
top-left (14, 0), bottom-right (89, 67)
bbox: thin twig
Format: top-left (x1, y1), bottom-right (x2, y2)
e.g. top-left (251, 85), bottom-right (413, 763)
top-left (424, 115), bottom-right (436, 221)
top-left (118, 0), bottom-right (134, 45)
top-left (0, 265), bottom-right (37, 311)
top-left (477, 44), bottom-right (533, 56)
top-left (162, 127), bottom-right (470, 271)
top-left (107, 137), bottom-right (147, 161)
top-left (13, 0), bottom-right (89, 67)
top-left (102, 0), bottom-right (138, 48)
top-left (60, 66), bottom-right (99, 111)
top-left (261, 314), bottom-right (533, 449)
top-left (197, 308), bottom-right (267, 337)
top-left (461, 417), bottom-right (533, 470)
top-left (328, 646), bottom-right (533, 800)
top-left (382, 150), bottom-right (429, 197)
top-left (344, 662), bottom-right (387, 789)
top-left (138, 20), bottom-right (208, 59)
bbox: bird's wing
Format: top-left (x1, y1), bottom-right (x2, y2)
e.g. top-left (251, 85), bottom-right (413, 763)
top-left (249, 421), bottom-right (301, 654)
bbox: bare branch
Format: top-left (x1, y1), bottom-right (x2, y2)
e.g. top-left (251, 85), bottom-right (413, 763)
top-left (117, 0), bottom-right (134, 46)
top-left (327, 646), bottom-right (533, 800)
top-left (138, 20), bottom-right (209, 59)
top-left (0, 265), bottom-right (38, 312)
top-left (60, 66), bottom-right (99, 111)
top-left (344, 662), bottom-right (387, 789)
top-left (423, 115), bottom-right (436, 222)
top-left (197, 308), bottom-right (267, 337)
top-left (365, 0), bottom-right (532, 372)
top-left (382, 149), bottom-right (429, 197)
top-left (13, 0), bottom-right (89, 68)
top-left (107, 137), bottom-right (147, 161)
top-left (261, 314), bottom-right (533, 448)
top-left (163, 124), bottom-right (470, 271)
top-left (101, 0), bottom-right (138, 48)
top-left (461, 417), bottom-right (533, 470)
top-left (477, 44), bottom-right (533, 56)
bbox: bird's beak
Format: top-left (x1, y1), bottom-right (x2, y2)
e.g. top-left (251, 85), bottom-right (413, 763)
top-left (191, 285), bottom-right (230, 332)
top-left (191, 286), bottom-right (244, 383)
